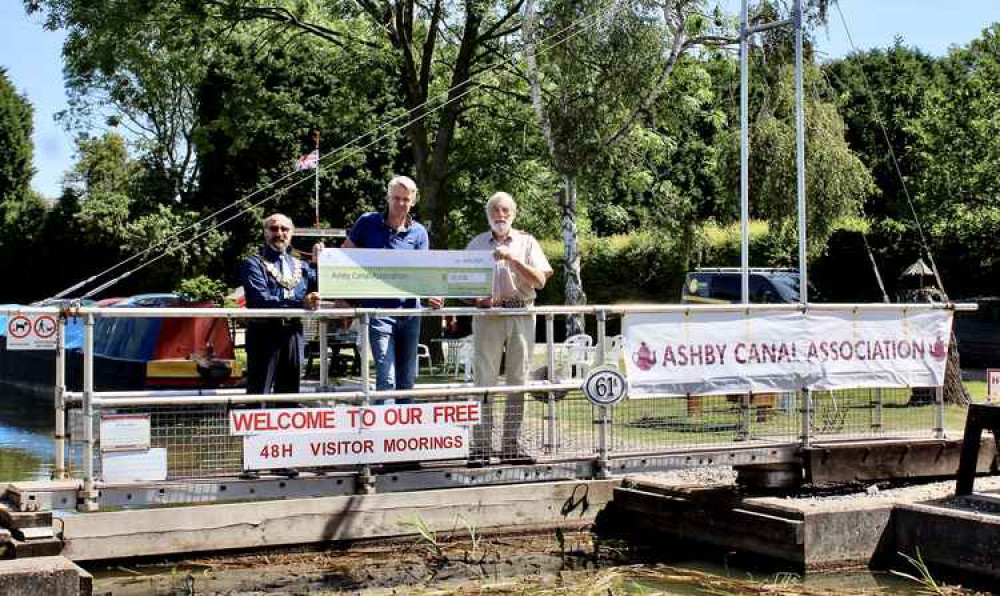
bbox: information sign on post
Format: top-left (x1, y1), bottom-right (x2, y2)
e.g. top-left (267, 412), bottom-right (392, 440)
top-left (6, 314), bottom-right (58, 351)
top-left (987, 369), bottom-right (1000, 402)
top-left (583, 367), bottom-right (628, 407)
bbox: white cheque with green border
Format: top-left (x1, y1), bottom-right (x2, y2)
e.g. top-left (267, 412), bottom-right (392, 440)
top-left (318, 248), bottom-right (493, 298)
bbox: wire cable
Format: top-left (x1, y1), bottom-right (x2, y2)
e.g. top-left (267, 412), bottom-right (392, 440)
top-left (833, 2), bottom-right (948, 298)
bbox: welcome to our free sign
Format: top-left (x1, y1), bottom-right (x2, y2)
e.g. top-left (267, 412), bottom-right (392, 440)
top-left (232, 402), bottom-right (480, 470)
top-left (317, 248), bottom-right (493, 299)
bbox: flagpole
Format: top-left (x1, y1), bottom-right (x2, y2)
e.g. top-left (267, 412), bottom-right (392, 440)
top-left (313, 129), bottom-right (321, 228)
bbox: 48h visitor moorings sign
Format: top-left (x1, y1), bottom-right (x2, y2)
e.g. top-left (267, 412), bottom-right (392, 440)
top-left (231, 402), bottom-right (480, 469)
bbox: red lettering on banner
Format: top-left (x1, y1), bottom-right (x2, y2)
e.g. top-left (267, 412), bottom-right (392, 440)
top-left (232, 411), bottom-right (254, 432)
top-left (233, 409), bottom-right (340, 433)
top-left (309, 439), bottom-right (374, 456)
top-left (384, 406), bottom-right (424, 426)
top-left (259, 443), bottom-right (293, 459)
top-left (383, 434), bottom-right (464, 452)
top-left (433, 403), bottom-right (479, 424)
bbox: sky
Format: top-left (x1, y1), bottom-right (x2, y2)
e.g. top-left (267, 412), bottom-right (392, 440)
top-left (2, 1), bottom-right (1000, 200)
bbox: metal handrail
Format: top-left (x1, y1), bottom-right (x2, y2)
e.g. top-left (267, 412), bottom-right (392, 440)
top-left (0, 301), bottom-right (978, 319)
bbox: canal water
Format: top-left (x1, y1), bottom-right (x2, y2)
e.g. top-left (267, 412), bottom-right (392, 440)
top-left (0, 390), bottom-right (969, 595)
top-left (0, 391), bottom-right (57, 482)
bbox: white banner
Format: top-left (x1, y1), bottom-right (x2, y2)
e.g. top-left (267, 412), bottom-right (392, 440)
top-left (229, 402), bottom-right (480, 436)
top-left (243, 428), bottom-right (469, 468)
top-left (624, 308), bottom-right (953, 396)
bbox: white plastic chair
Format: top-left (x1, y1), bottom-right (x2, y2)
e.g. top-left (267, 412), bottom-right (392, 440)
top-left (453, 338), bottom-right (474, 382)
top-left (602, 335), bottom-right (624, 369)
top-left (561, 333), bottom-right (594, 380)
top-left (417, 343), bottom-right (433, 373)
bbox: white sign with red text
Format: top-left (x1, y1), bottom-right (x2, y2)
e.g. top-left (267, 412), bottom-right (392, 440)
top-left (243, 427), bottom-right (469, 469)
top-left (624, 308), bottom-right (953, 396)
top-left (233, 402), bottom-right (480, 468)
top-left (987, 369), bottom-right (1000, 401)
top-left (230, 402), bottom-right (480, 435)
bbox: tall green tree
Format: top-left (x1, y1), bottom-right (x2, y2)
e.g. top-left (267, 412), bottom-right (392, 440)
top-left (0, 66), bottom-right (35, 211)
top-left (0, 67), bottom-right (47, 302)
top-left (30, 0), bottom-right (528, 244)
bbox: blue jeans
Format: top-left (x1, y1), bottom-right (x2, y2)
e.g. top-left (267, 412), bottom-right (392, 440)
top-left (369, 315), bottom-right (420, 403)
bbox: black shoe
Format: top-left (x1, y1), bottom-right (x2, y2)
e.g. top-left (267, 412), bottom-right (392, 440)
top-left (275, 468), bottom-right (300, 478)
top-left (239, 470), bottom-right (260, 480)
top-left (467, 458), bottom-right (490, 468)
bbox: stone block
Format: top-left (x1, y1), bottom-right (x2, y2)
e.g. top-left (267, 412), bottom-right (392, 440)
top-left (0, 556), bottom-right (92, 596)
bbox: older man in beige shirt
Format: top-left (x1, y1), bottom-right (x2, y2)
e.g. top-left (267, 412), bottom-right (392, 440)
top-left (466, 192), bottom-right (553, 466)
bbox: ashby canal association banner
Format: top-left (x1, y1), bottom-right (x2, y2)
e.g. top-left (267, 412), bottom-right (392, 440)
top-left (624, 308), bottom-right (953, 396)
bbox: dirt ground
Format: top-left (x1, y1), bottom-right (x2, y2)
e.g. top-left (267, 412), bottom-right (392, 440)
top-left (88, 530), bottom-right (620, 596)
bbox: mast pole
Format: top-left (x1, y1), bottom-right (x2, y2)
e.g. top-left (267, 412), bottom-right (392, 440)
top-left (740, 0), bottom-right (750, 304)
top-left (794, 0), bottom-right (808, 303)
top-left (313, 129), bottom-right (321, 228)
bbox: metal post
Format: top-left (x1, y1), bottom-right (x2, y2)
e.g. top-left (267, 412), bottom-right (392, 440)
top-left (318, 318), bottom-right (329, 388)
top-left (738, 392), bottom-right (751, 441)
top-left (544, 313), bottom-right (557, 455)
top-left (360, 313), bottom-right (371, 405)
top-left (740, 0), bottom-right (750, 304)
top-left (53, 315), bottom-right (67, 480)
top-left (873, 388), bottom-right (883, 433)
top-left (935, 385), bottom-right (946, 439)
top-left (800, 388), bottom-right (812, 449)
top-left (358, 313), bottom-right (375, 493)
top-left (79, 314), bottom-right (99, 511)
top-left (794, 0), bottom-right (808, 303)
top-left (596, 311), bottom-right (609, 478)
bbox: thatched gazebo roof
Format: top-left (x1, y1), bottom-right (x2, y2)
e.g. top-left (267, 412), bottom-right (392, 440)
top-left (901, 258), bottom-right (934, 278)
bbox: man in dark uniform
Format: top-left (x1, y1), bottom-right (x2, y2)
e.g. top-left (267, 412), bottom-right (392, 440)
top-left (241, 213), bottom-right (321, 396)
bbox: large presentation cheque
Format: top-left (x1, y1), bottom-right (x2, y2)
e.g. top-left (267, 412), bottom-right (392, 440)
top-left (318, 248), bottom-right (493, 298)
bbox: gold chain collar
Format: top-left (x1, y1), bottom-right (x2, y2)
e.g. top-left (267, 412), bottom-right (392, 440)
top-left (261, 256), bottom-right (303, 290)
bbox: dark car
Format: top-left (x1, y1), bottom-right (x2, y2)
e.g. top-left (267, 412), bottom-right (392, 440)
top-left (681, 268), bottom-right (810, 304)
top-left (954, 297), bottom-right (1000, 367)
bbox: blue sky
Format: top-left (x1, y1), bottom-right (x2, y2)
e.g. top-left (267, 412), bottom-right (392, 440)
top-left (2, 1), bottom-right (1000, 199)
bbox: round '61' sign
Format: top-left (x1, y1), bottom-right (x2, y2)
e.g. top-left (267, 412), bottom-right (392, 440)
top-left (583, 367), bottom-right (627, 406)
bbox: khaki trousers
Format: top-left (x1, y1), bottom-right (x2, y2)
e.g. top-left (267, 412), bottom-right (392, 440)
top-left (471, 314), bottom-right (535, 457)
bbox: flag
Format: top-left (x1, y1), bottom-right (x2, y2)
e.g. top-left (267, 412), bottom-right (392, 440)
top-left (296, 149), bottom-right (319, 171)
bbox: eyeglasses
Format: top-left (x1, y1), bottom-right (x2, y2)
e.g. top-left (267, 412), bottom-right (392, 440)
top-left (267, 225), bottom-right (291, 232)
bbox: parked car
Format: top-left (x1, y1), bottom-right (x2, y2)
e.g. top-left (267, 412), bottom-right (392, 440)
top-left (954, 297), bottom-right (1000, 368)
top-left (681, 268), bottom-right (811, 304)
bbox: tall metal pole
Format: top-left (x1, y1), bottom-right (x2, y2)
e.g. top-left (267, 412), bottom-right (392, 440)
top-left (80, 314), bottom-right (98, 511)
top-left (794, 0), bottom-right (808, 303)
top-left (313, 130), bottom-right (321, 228)
top-left (53, 316), bottom-right (67, 479)
top-left (740, 0), bottom-right (750, 304)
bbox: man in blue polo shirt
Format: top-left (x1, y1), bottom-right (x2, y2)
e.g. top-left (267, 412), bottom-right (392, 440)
top-left (343, 176), bottom-right (442, 401)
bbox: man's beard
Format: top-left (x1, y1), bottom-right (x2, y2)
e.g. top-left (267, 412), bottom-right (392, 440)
top-left (267, 239), bottom-right (289, 252)
top-left (490, 220), bottom-right (510, 236)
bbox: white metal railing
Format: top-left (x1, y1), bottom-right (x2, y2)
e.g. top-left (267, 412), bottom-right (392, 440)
top-left (0, 301), bottom-right (972, 511)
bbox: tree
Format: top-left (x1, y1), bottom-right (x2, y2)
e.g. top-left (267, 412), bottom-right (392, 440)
top-left (29, 0), bottom-right (206, 202)
top-left (0, 67), bottom-right (47, 302)
top-left (0, 66), bottom-right (36, 214)
top-left (44, 0), bottom-right (528, 244)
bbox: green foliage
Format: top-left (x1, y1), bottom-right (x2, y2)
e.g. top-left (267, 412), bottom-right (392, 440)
top-left (175, 275), bottom-right (228, 305)
top-left (0, 67), bottom-right (34, 205)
